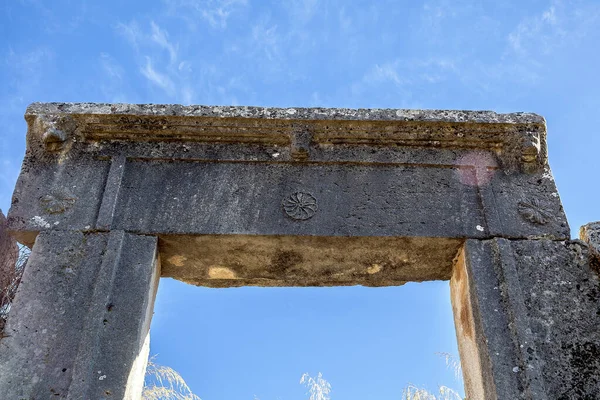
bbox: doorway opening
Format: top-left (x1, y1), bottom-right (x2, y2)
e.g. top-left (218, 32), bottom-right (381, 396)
top-left (148, 279), bottom-right (465, 400)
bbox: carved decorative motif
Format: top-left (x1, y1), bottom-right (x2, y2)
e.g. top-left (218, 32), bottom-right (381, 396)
top-left (36, 115), bottom-right (74, 152)
top-left (283, 192), bottom-right (317, 220)
top-left (518, 198), bottom-right (551, 225)
top-left (40, 191), bottom-right (76, 214)
top-left (42, 127), bottom-right (67, 151)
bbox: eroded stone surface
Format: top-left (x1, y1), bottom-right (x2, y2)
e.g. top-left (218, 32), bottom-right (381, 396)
top-left (26, 102), bottom-right (546, 123)
top-left (457, 238), bottom-right (600, 400)
top-left (8, 103), bottom-right (568, 245)
top-left (0, 210), bottom-right (18, 293)
top-left (450, 247), bottom-right (486, 400)
top-left (0, 230), bottom-right (159, 399)
top-left (160, 234), bottom-right (463, 287)
top-left (510, 239), bottom-right (600, 399)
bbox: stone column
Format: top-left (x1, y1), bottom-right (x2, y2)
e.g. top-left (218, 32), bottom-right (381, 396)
top-left (451, 236), bottom-right (600, 399)
top-left (0, 230), bottom-right (160, 399)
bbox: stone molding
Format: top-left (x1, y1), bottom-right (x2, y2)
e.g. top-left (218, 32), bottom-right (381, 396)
top-left (25, 102), bottom-right (546, 173)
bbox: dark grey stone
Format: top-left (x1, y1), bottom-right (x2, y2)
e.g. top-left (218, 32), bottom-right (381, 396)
top-left (8, 103), bottom-right (567, 246)
top-left (0, 230), bottom-right (159, 399)
top-left (460, 238), bottom-right (600, 399)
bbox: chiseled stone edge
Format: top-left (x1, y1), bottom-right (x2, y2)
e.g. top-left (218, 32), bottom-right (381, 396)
top-left (26, 102), bottom-right (545, 124)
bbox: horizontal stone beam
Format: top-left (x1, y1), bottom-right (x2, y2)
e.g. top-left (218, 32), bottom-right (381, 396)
top-left (159, 234), bottom-right (463, 287)
top-left (8, 103), bottom-right (568, 249)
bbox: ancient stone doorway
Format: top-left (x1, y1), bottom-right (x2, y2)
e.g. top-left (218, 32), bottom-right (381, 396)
top-left (1, 103), bottom-right (599, 399)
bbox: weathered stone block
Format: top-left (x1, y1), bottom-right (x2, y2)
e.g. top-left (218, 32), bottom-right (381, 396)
top-left (0, 230), bottom-right (159, 399)
top-left (454, 238), bottom-right (600, 399)
top-left (7, 103), bottom-right (569, 248)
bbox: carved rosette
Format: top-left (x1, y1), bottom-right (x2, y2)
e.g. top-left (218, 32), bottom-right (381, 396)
top-left (518, 197), bottom-right (551, 225)
top-left (283, 192), bottom-right (317, 220)
top-left (40, 191), bottom-right (76, 214)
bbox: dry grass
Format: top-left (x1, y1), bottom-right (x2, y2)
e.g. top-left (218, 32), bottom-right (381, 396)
top-left (436, 352), bottom-right (463, 382)
top-left (0, 244), bottom-right (29, 333)
top-left (402, 384), bottom-right (463, 400)
top-left (401, 353), bottom-right (465, 400)
top-left (143, 358), bottom-right (201, 400)
top-left (300, 372), bottom-right (332, 400)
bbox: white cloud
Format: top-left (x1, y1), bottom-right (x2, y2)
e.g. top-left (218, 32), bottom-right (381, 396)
top-left (507, 0), bottom-right (600, 56)
top-left (362, 58), bottom-right (456, 88)
top-left (162, 0), bottom-right (248, 29)
top-left (338, 7), bottom-right (352, 33)
top-left (150, 21), bottom-right (178, 64)
top-left (100, 53), bottom-right (124, 80)
top-left (116, 20), bottom-right (179, 65)
top-left (1, 47), bottom-right (53, 114)
top-left (421, 1), bottom-right (456, 32)
top-left (252, 21), bottom-right (281, 62)
top-left (283, 0), bottom-right (320, 24)
top-left (98, 53), bottom-right (131, 102)
top-left (141, 57), bottom-right (176, 95)
top-left (418, 0), bottom-right (490, 46)
top-left (352, 0), bottom-right (600, 106)
top-left (116, 20), bottom-right (143, 49)
top-left (365, 63), bottom-right (407, 87)
top-left (19, 0), bottom-right (86, 34)
top-left (115, 20), bottom-right (195, 102)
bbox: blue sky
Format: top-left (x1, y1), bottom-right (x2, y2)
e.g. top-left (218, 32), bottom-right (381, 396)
top-left (2, 0), bottom-right (600, 398)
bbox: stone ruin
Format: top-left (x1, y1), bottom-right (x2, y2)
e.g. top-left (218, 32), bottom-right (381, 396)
top-left (0, 102), bottom-right (599, 399)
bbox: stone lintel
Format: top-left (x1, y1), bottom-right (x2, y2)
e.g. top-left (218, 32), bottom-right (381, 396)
top-left (9, 103), bottom-right (568, 249)
top-left (159, 234), bottom-right (463, 287)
